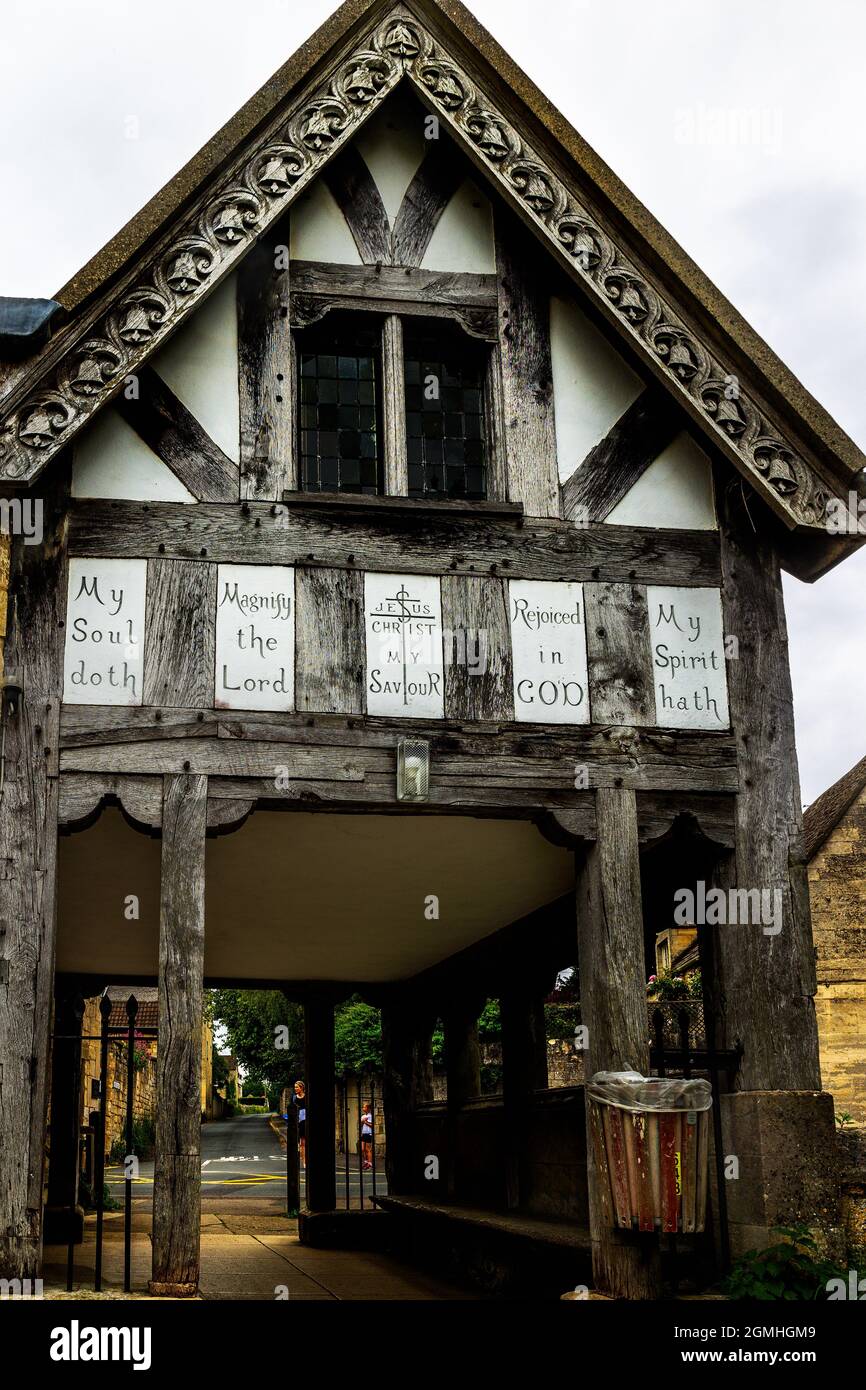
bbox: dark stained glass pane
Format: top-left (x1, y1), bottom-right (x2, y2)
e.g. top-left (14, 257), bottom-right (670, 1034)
top-left (297, 314), bottom-right (381, 494)
top-left (403, 323), bottom-right (488, 500)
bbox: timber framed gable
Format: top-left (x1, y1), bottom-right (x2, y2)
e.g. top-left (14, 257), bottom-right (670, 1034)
top-left (0, 0), bottom-right (862, 553)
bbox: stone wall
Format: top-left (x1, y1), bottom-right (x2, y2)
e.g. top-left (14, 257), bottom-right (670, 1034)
top-left (809, 787), bottom-right (866, 1131)
top-left (80, 996), bottom-right (157, 1159)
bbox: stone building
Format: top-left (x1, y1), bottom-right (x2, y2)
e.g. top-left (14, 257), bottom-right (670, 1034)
top-left (1, 0), bottom-right (864, 1299)
top-left (805, 755), bottom-right (866, 1135)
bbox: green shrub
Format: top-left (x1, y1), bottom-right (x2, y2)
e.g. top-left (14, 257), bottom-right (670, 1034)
top-left (723, 1226), bottom-right (842, 1301)
top-left (107, 1114), bottom-right (156, 1163)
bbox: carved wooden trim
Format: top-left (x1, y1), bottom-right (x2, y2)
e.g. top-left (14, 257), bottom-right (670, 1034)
top-left (288, 262), bottom-right (497, 339)
top-left (0, 6), bottom-right (834, 530)
top-left (116, 367), bottom-right (239, 502)
top-left (324, 145), bottom-right (392, 264)
top-left (392, 140), bottom-right (463, 267)
top-left (561, 388), bottom-right (683, 523)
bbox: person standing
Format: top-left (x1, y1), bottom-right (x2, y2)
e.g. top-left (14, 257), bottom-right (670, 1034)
top-left (292, 1080), bottom-right (306, 1170)
top-left (360, 1101), bottom-right (373, 1170)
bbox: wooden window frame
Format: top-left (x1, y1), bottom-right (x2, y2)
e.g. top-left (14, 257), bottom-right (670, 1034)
top-left (288, 261), bottom-right (506, 503)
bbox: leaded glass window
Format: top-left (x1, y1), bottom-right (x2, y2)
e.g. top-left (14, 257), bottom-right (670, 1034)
top-left (404, 326), bottom-right (488, 500)
top-left (298, 315), bottom-right (380, 494)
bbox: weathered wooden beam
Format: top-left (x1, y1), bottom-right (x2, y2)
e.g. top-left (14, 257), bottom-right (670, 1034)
top-left (576, 788), bottom-right (662, 1298)
top-left (585, 583), bottom-right (656, 726)
top-left (323, 145), bottom-right (391, 264)
top-left (501, 985), bottom-right (549, 1208)
top-left (711, 469), bottom-right (821, 1089)
top-left (69, 500), bottom-right (723, 586)
top-left (441, 573), bottom-right (513, 722)
top-left (443, 997), bottom-right (483, 1198)
top-left (0, 467), bottom-right (68, 1282)
top-left (561, 389), bottom-right (682, 523)
top-left (116, 367), bottom-right (239, 503)
top-left (58, 730), bottom-right (737, 793)
top-left (295, 567), bottom-right (364, 714)
top-left (392, 142), bottom-right (464, 267)
top-left (149, 772), bottom-right (207, 1296)
top-left (304, 997), bottom-right (336, 1212)
top-left (381, 315), bottom-right (408, 495)
top-left (290, 261), bottom-right (497, 338)
top-left (494, 211), bottom-right (559, 518)
top-left (381, 1001), bottom-right (435, 1196)
top-left (237, 232), bottom-right (296, 499)
top-left (58, 772), bottom-right (163, 832)
top-left (143, 559), bottom-right (216, 709)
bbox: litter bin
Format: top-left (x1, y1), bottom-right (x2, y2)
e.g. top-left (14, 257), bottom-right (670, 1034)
top-left (586, 1071), bottom-right (713, 1233)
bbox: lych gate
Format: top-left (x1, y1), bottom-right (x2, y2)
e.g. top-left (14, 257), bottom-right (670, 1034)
top-left (0, 0), bottom-right (862, 1300)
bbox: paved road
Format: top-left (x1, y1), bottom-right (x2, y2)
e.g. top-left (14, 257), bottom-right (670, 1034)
top-left (106, 1112), bottom-right (386, 1209)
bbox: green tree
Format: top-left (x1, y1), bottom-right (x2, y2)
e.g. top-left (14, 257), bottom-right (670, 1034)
top-left (211, 989), bottom-right (303, 1095)
top-left (334, 997), bottom-right (382, 1072)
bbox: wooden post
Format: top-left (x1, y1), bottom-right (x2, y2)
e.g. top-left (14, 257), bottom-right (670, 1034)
top-left (381, 1000), bottom-right (434, 1195)
top-left (304, 996), bottom-right (336, 1212)
top-left (0, 471), bottom-right (68, 1282)
top-left (443, 998), bottom-right (481, 1199)
top-left (576, 787), bottom-right (662, 1299)
top-left (714, 474), bottom-right (820, 1089)
top-left (501, 986), bottom-right (548, 1209)
top-left (381, 315), bottom-right (408, 496)
top-left (44, 988), bottom-right (86, 1245)
top-left (149, 772), bottom-right (207, 1297)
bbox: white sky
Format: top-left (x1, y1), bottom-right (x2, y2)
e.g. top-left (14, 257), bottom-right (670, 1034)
top-left (2, 0), bottom-right (864, 803)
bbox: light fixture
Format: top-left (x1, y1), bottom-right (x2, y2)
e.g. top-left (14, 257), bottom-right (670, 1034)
top-left (397, 738), bottom-right (430, 802)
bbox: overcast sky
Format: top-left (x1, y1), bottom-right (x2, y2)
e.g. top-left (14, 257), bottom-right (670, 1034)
top-left (2, 0), bottom-right (863, 804)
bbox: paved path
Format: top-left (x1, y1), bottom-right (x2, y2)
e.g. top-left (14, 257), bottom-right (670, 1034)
top-left (42, 1213), bottom-right (476, 1300)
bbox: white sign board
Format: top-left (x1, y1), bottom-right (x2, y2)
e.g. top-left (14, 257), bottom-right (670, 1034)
top-left (364, 573), bottom-right (444, 719)
top-left (63, 558), bottom-right (147, 705)
top-left (214, 564), bottom-right (295, 711)
top-left (509, 580), bottom-right (589, 724)
top-left (647, 585), bottom-right (730, 729)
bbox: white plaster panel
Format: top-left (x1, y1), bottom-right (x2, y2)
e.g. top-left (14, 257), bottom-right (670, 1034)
top-left (290, 179), bottom-right (364, 266)
top-left (422, 178), bottom-right (495, 273)
top-left (605, 432), bottom-right (717, 530)
top-left (151, 274), bottom-right (240, 462)
top-left (72, 407), bottom-right (196, 503)
top-left (550, 294), bottom-right (643, 482)
top-left (364, 572), bottom-right (444, 719)
top-left (214, 564), bottom-right (295, 712)
top-left (356, 88), bottom-right (426, 225)
top-left (509, 580), bottom-right (589, 725)
top-left (63, 557), bottom-right (147, 705)
top-left (648, 585), bottom-right (730, 730)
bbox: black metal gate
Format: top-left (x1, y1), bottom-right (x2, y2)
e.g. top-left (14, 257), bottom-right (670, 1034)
top-left (336, 1075), bottom-right (385, 1209)
top-left (51, 991), bottom-right (157, 1292)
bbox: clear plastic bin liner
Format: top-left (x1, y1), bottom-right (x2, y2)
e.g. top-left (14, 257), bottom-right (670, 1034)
top-left (586, 1072), bottom-right (713, 1233)
top-left (587, 1071), bottom-right (712, 1113)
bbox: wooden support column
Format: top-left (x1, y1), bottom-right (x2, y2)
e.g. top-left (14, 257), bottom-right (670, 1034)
top-left (501, 987), bottom-right (548, 1209)
top-left (713, 473), bottom-right (820, 1089)
top-left (381, 1000), bottom-right (434, 1196)
top-left (576, 787), bottom-right (662, 1299)
top-left (304, 997), bottom-right (336, 1212)
top-left (0, 469), bottom-right (68, 1282)
top-left (443, 998), bottom-right (482, 1199)
top-left (494, 210), bottom-right (559, 518)
top-left (44, 990), bottom-right (86, 1244)
top-left (381, 315), bottom-right (408, 496)
top-left (149, 772), bottom-right (207, 1297)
